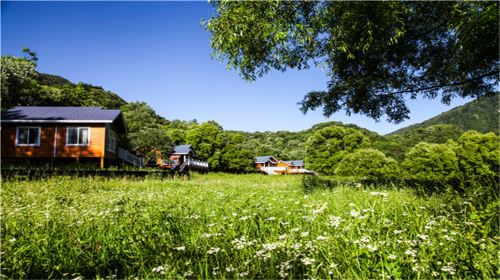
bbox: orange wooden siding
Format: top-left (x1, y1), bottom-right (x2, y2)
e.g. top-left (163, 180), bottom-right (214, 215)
top-left (1, 125), bottom-right (106, 158)
top-left (277, 161), bottom-right (289, 168)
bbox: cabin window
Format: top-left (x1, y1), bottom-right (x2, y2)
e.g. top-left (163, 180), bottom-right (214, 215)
top-left (107, 133), bottom-right (117, 152)
top-left (66, 127), bottom-right (90, 146)
top-left (16, 127), bottom-right (40, 146)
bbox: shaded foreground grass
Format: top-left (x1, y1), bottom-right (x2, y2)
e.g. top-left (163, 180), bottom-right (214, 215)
top-left (1, 174), bottom-right (498, 278)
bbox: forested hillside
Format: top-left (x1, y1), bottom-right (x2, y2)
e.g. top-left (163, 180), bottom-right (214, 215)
top-left (1, 53), bottom-right (126, 111)
top-left (391, 94), bottom-right (499, 135)
top-left (2, 52), bottom-right (498, 174)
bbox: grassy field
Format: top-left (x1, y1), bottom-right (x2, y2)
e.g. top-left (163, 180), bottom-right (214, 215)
top-left (1, 174), bottom-right (498, 279)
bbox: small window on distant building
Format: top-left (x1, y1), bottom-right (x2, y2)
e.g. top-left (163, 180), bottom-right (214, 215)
top-left (16, 127), bottom-right (40, 146)
top-left (66, 127), bottom-right (90, 145)
top-left (107, 133), bottom-right (117, 152)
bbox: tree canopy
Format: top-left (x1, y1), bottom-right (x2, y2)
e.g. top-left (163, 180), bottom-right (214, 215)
top-left (206, 1), bottom-right (499, 123)
top-left (335, 148), bottom-right (401, 181)
top-left (305, 126), bottom-right (368, 175)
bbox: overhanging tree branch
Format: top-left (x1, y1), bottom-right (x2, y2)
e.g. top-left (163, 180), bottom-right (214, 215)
top-left (376, 70), bottom-right (499, 96)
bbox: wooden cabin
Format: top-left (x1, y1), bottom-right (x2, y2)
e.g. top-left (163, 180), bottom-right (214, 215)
top-left (158, 144), bottom-right (208, 172)
top-left (1, 106), bottom-right (143, 169)
top-left (255, 155), bottom-right (279, 169)
top-left (255, 156), bottom-right (313, 175)
top-left (278, 160), bottom-right (304, 170)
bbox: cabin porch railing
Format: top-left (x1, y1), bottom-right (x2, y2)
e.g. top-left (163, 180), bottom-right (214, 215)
top-left (118, 148), bottom-right (144, 168)
top-left (186, 158), bottom-right (209, 169)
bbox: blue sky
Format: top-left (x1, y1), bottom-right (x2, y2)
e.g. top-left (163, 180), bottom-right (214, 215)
top-left (1, 1), bottom-right (472, 135)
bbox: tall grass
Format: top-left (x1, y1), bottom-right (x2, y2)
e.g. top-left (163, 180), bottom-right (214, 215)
top-left (1, 174), bottom-right (498, 278)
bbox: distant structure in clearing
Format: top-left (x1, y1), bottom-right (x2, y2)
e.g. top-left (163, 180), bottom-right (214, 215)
top-left (255, 155), bottom-right (314, 175)
top-left (157, 144), bottom-right (208, 173)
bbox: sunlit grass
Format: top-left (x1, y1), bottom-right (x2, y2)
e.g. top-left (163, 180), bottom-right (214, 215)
top-left (1, 174), bottom-right (498, 278)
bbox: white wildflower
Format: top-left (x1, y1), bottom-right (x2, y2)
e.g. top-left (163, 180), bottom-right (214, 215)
top-left (311, 202), bottom-right (328, 215)
top-left (388, 254), bottom-right (397, 260)
top-left (301, 257), bottom-right (316, 266)
top-left (189, 214), bottom-right (200, 220)
top-left (417, 234), bottom-right (429, 240)
top-left (207, 247), bottom-right (221, 254)
top-left (316, 235), bottom-right (328, 241)
top-left (328, 215), bottom-right (342, 228)
top-left (441, 263), bottom-right (456, 275)
top-left (383, 218), bottom-right (393, 227)
top-left (238, 271), bottom-right (249, 277)
top-left (443, 235), bottom-right (456, 242)
top-left (262, 242), bottom-right (280, 251)
top-left (350, 209), bottom-right (360, 218)
top-left (405, 249), bottom-right (417, 257)
top-left (369, 191), bottom-right (388, 197)
top-left (152, 266), bottom-right (165, 275)
top-left (173, 246), bottom-right (186, 251)
top-left (366, 244), bottom-right (378, 252)
top-left (254, 249), bottom-right (271, 260)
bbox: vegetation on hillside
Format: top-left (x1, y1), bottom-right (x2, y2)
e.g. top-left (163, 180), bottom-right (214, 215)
top-left (1, 50), bottom-right (126, 111)
top-left (391, 94), bottom-right (500, 135)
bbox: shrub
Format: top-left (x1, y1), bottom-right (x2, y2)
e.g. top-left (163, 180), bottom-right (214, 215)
top-left (334, 148), bottom-right (401, 181)
top-left (402, 141), bottom-right (460, 189)
top-left (454, 131), bottom-right (499, 197)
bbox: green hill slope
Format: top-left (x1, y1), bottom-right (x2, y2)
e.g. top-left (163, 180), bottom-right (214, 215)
top-left (391, 94), bottom-right (499, 135)
top-left (36, 73), bottom-right (127, 109)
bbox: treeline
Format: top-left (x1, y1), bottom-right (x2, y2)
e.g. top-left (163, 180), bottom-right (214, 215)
top-left (2, 52), bottom-right (499, 180)
top-left (304, 125), bottom-right (499, 198)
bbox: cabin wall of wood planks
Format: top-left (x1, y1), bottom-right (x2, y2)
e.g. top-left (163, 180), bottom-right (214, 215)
top-left (1, 124), bottom-right (106, 158)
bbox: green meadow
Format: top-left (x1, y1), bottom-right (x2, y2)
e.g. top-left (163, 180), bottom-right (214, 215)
top-left (1, 174), bottom-right (498, 279)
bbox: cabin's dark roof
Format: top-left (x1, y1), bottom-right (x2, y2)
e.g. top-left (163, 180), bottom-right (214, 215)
top-left (283, 160), bottom-right (304, 167)
top-left (255, 156), bottom-right (278, 163)
top-left (173, 144), bottom-right (194, 155)
top-left (1, 106), bottom-right (122, 123)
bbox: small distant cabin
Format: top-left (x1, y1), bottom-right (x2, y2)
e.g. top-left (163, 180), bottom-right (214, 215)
top-left (158, 144), bottom-right (208, 172)
top-left (1, 106), bottom-right (143, 168)
top-left (255, 156), bottom-right (313, 175)
top-left (255, 155), bottom-right (279, 169)
top-left (279, 160), bottom-right (305, 170)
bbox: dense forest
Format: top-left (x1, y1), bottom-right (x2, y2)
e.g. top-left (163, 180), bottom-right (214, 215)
top-left (2, 53), bottom-right (499, 182)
